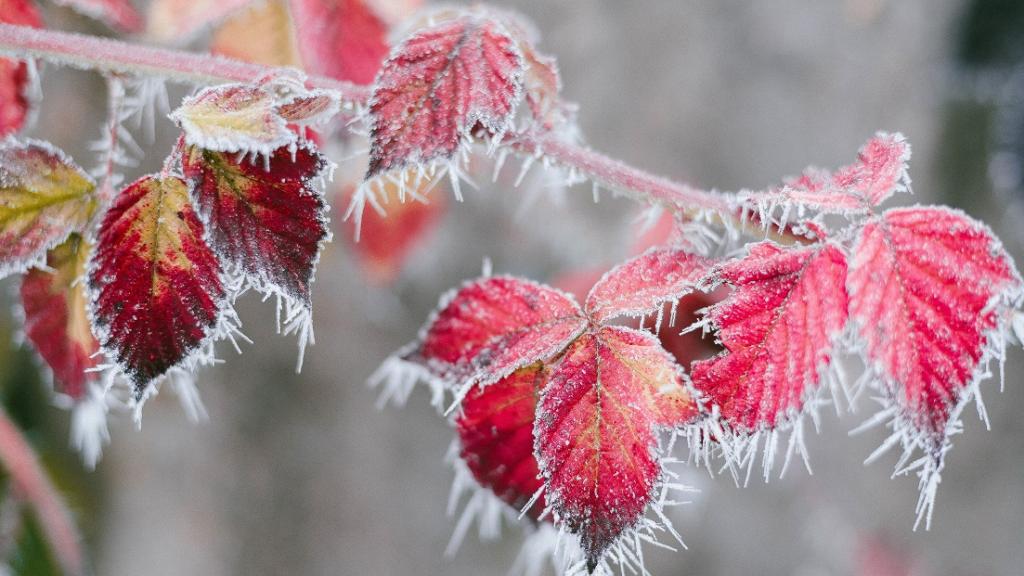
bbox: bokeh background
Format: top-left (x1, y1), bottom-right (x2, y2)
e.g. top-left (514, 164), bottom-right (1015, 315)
top-left (2, 0), bottom-right (1024, 574)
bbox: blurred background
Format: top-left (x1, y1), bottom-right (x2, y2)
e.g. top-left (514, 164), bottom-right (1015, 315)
top-left (2, 0), bottom-right (1024, 574)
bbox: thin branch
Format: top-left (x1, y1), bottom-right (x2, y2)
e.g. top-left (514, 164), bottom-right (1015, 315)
top-left (510, 131), bottom-right (732, 213)
top-left (0, 406), bottom-right (84, 576)
top-left (0, 22), bottom-right (781, 225)
top-left (0, 23), bottom-right (370, 104)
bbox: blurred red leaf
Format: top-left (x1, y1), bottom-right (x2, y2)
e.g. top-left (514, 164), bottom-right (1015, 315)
top-left (341, 176), bottom-right (445, 284)
top-left (0, 0), bottom-right (42, 137)
top-left (21, 234), bottom-right (99, 399)
top-left (289, 0), bottom-right (391, 84)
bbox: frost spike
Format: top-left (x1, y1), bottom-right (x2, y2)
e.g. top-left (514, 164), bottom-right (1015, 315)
top-left (20, 234), bottom-right (100, 399)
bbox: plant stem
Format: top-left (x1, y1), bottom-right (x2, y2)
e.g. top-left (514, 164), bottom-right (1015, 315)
top-left (0, 407), bottom-right (84, 576)
top-left (0, 23), bottom-right (775, 225)
top-left (0, 23), bottom-right (370, 104)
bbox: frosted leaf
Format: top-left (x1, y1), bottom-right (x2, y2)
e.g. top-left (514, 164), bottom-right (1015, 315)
top-left (364, 8), bottom-right (525, 180)
top-left (419, 276), bottom-right (587, 395)
top-left (50, 0), bottom-right (143, 32)
top-left (456, 364), bottom-right (547, 521)
top-left (87, 175), bottom-right (228, 395)
top-left (181, 140), bottom-right (330, 306)
top-left (171, 83), bottom-right (294, 154)
top-left (534, 325), bottom-right (698, 570)
top-left (584, 246), bottom-right (711, 324)
top-left (20, 234), bottom-right (100, 399)
top-left (848, 206), bottom-right (1022, 527)
top-left (0, 138), bottom-right (97, 278)
top-left (690, 242), bottom-right (849, 437)
top-left (743, 132), bottom-right (911, 220)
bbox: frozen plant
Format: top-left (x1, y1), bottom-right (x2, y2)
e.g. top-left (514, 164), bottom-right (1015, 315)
top-left (0, 1), bottom-right (1021, 575)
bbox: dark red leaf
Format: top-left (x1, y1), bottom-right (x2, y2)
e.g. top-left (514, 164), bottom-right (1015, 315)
top-left (88, 175), bottom-right (225, 393)
top-left (181, 141), bottom-right (329, 304)
top-left (691, 242), bottom-right (849, 431)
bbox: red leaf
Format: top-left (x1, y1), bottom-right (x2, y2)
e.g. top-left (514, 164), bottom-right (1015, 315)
top-left (691, 242), bottom-right (849, 432)
top-left (50, 0), bottom-right (143, 32)
top-left (20, 234), bottom-right (99, 399)
top-left (88, 175), bottom-right (225, 392)
top-left (534, 326), bottom-right (698, 568)
top-left (289, 0), bottom-right (391, 84)
top-left (849, 207), bottom-right (1020, 444)
top-left (746, 133), bottom-right (911, 215)
top-left (181, 141), bottom-right (329, 305)
top-left (456, 364), bottom-right (546, 520)
top-left (365, 10), bottom-right (524, 178)
top-left (0, 138), bottom-right (97, 278)
top-left (340, 176), bottom-right (446, 284)
top-left (0, 0), bottom-right (42, 137)
top-left (585, 246), bottom-right (711, 324)
top-left (417, 276), bottom-right (586, 387)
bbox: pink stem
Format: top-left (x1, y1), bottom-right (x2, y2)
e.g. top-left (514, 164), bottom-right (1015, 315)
top-left (0, 23), bottom-right (739, 216)
top-left (511, 132), bottom-right (732, 212)
top-left (0, 407), bottom-right (84, 576)
top-left (0, 23), bottom-right (371, 104)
